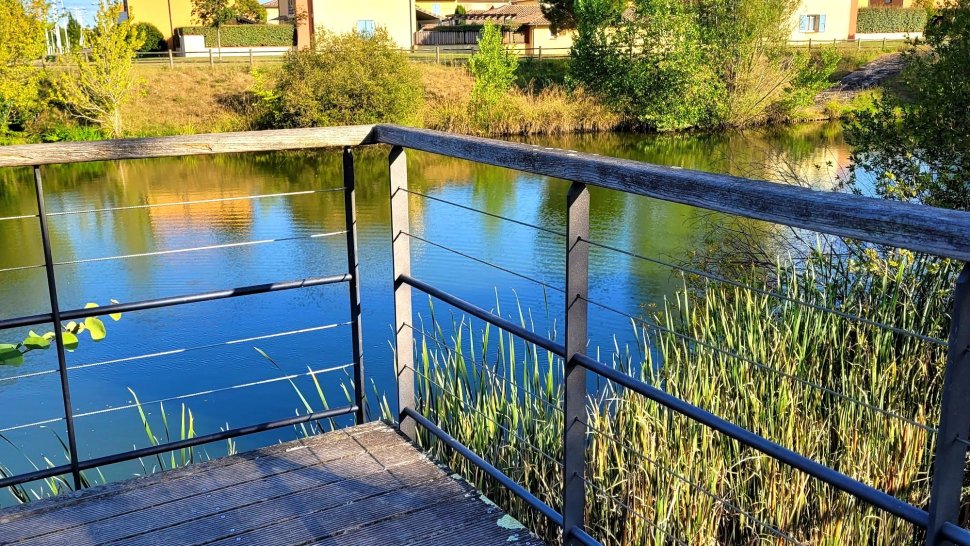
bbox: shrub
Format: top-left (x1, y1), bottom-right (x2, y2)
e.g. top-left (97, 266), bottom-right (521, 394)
top-left (469, 23), bottom-right (518, 119)
top-left (177, 24), bottom-right (294, 47)
top-left (135, 22), bottom-right (166, 52)
top-left (261, 28), bottom-right (423, 128)
top-left (856, 7), bottom-right (928, 33)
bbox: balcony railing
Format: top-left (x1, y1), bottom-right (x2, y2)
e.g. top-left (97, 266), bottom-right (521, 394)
top-left (0, 125), bottom-right (969, 545)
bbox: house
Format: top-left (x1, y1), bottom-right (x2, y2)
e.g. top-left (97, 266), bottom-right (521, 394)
top-left (790, 0), bottom-right (860, 41)
top-left (122, 0), bottom-right (195, 49)
top-left (263, 0), bottom-right (281, 24)
top-left (290, 0), bottom-right (418, 49)
top-left (415, 1), bottom-right (510, 17)
top-left (453, 2), bottom-right (574, 53)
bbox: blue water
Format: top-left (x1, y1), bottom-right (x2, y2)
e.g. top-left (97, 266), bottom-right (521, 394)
top-left (0, 123), bottom-right (851, 503)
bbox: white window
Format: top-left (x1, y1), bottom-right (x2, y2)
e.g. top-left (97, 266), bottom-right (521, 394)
top-left (799, 14), bottom-right (826, 33)
top-left (432, 3), bottom-right (441, 14)
top-left (357, 20), bottom-right (376, 37)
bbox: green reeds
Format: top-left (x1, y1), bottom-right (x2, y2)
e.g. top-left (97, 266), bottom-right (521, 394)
top-left (412, 251), bottom-right (962, 545)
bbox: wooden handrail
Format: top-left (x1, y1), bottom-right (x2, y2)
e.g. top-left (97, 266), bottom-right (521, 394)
top-left (3, 123), bottom-right (970, 261)
top-left (373, 124), bottom-right (970, 262)
top-left (0, 126), bottom-right (377, 168)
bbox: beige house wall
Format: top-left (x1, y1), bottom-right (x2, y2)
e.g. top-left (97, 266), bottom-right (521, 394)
top-left (310, 0), bottom-right (416, 48)
top-left (529, 26), bottom-right (573, 53)
top-left (265, 6), bottom-right (281, 24)
top-left (124, 0), bottom-right (196, 46)
top-left (789, 0), bottom-right (858, 41)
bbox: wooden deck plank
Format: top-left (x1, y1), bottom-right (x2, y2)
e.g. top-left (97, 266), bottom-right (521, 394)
top-left (1, 425), bottom-right (396, 544)
top-left (0, 422), bottom-right (544, 546)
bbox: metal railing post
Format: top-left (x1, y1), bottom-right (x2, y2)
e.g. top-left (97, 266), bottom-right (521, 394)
top-left (32, 166), bottom-right (82, 490)
top-left (563, 182), bottom-right (589, 543)
top-left (389, 146), bottom-right (415, 439)
top-left (343, 147), bottom-right (366, 425)
top-left (927, 262), bottom-right (970, 545)
top-left (168, 49), bottom-right (174, 68)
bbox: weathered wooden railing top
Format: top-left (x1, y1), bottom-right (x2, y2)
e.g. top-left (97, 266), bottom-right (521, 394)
top-left (2, 124), bottom-right (968, 261)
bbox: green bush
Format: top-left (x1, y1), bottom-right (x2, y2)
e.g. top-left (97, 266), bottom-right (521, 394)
top-left (135, 22), bottom-right (166, 52)
top-left (177, 24), bottom-right (294, 47)
top-left (260, 28), bottom-right (423, 128)
top-left (856, 7), bottom-right (928, 33)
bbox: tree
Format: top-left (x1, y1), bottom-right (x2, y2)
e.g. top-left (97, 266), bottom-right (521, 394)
top-left (572, 0), bottom-right (722, 130)
top-left (569, 0), bottom-right (838, 130)
top-left (846, 0), bottom-right (970, 210)
top-left (234, 0), bottom-right (267, 23)
top-left (56, 0), bottom-right (145, 138)
top-left (541, 0), bottom-right (578, 34)
top-left (0, 0), bottom-right (48, 133)
top-left (192, 0), bottom-right (235, 54)
top-left (67, 12), bottom-right (83, 51)
top-left (468, 22), bottom-right (518, 121)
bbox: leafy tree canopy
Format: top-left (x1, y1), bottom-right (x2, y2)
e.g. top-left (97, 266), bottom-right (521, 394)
top-left (846, 0), bottom-right (970, 210)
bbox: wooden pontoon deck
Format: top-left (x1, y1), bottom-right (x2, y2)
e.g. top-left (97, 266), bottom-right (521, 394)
top-left (0, 422), bottom-right (543, 545)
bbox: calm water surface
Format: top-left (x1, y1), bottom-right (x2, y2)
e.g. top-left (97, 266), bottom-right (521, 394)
top-left (0, 123), bottom-right (851, 502)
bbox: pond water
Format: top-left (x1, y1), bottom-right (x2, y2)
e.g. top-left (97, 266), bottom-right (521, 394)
top-left (0, 122), bottom-right (852, 503)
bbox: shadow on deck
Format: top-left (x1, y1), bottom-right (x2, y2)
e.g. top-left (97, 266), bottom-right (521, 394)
top-left (0, 423), bottom-right (544, 545)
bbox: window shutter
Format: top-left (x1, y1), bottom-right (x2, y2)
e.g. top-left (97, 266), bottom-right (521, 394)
top-left (819, 15), bottom-right (827, 33)
top-left (799, 15), bottom-right (809, 32)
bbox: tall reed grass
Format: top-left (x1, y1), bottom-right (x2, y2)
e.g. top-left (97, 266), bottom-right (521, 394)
top-left (412, 251), bottom-right (963, 545)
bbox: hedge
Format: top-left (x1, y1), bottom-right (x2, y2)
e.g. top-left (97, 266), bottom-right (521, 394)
top-left (856, 7), bottom-right (928, 34)
top-left (177, 24), bottom-right (294, 47)
top-left (135, 22), bottom-right (166, 52)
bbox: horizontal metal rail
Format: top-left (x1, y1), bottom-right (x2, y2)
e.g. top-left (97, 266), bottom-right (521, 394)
top-left (400, 274), bottom-right (565, 357)
top-left (373, 125), bottom-right (970, 262)
top-left (0, 362), bottom-right (355, 434)
top-left (403, 407), bottom-right (567, 529)
top-left (572, 353), bottom-right (952, 534)
top-left (0, 404), bottom-right (357, 490)
top-left (0, 274), bottom-right (351, 331)
top-left (0, 322), bottom-right (352, 384)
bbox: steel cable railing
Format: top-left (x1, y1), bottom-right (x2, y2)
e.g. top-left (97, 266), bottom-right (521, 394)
top-left (580, 294), bottom-right (937, 434)
top-left (581, 420), bottom-right (803, 544)
top-left (402, 189), bottom-right (565, 238)
top-left (403, 189), bottom-right (945, 347)
top-left (404, 231), bottom-right (564, 294)
top-left (396, 218), bottom-right (936, 434)
top-left (406, 363), bottom-right (564, 469)
top-left (0, 322), bottom-right (352, 384)
top-left (0, 213), bottom-right (38, 222)
top-left (408, 317), bottom-right (801, 543)
top-left (580, 236), bottom-right (947, 347)
top-left (404, 322), bottom-right (564, 416)
top-left (54, 231), bottom-right (347, 267)
top-left (45, 188), bottom-right (344, 217)
top-left (0, 362), bottom-right (354, 435)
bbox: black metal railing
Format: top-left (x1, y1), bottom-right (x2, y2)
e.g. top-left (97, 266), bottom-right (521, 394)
top-left (1, 124), bottom-right (969, 546)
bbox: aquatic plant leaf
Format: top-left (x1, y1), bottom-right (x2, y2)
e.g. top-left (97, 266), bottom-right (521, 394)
top-left (84, 317), bottom-right (106, 341)
top-left (0, 344), bottom-right (24, 366)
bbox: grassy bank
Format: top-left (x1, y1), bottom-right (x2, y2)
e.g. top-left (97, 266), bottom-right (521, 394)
top-left (7, 47), bottom-right (900, 145)
top-left (413, 251), bottom-right (960, 545)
